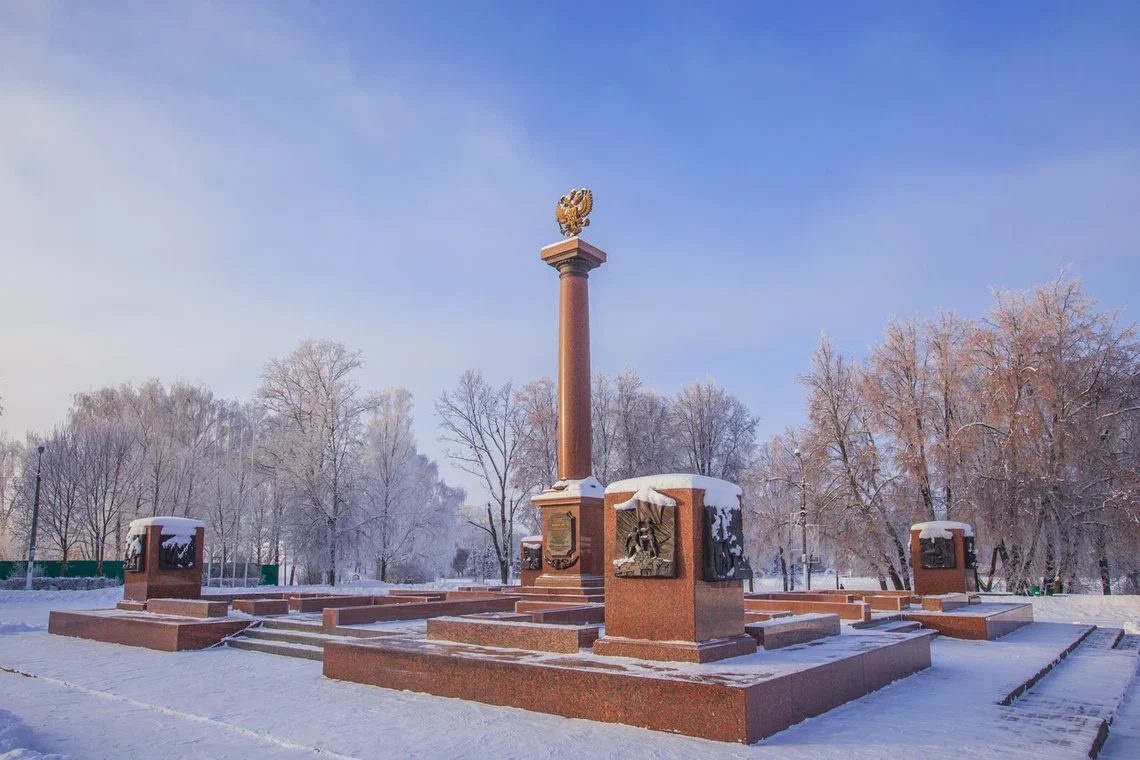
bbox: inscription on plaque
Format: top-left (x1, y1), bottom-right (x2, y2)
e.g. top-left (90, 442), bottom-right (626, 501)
top-left (544, 511), bottom-right (578, 569)
top-left (702, 505), bottom-right (753, 582)
top-left (159, 533), bottom-right (197, 570)
top-left (124, 532), bottom-right (145, 573)
top-left (919, 536), bottom-right (956, 570)
top-left (614, 488), bottom-right (676, 579)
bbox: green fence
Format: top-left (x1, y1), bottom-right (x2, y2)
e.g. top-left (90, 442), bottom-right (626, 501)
top-left (203, 563), bottom-right (280, 586)
top-left (0, 561), bottom-right (279, 586)
top-left (0, 560), bottom-right (125, 581)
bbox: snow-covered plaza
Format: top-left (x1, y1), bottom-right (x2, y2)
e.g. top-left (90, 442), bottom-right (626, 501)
top-left (3, 587), bottom-right (1140, 759)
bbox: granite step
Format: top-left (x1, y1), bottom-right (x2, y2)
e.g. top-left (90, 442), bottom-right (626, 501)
top-left (1083, 627), bottom-right (1125, 650)
top-left (1115, 634), bottom-right (1140, 652)
top-left (999, 634), bottom-right (1139, 757)
top-left (875, 620), bottom-right (924, 633)
top-left (256, 617), bottom-right (328, 634)
top-left (256, 617), bottom-right (397, 639)
top-left (241, 627), bottom-right (342, 647)
top-left (226, 637), bottom-right (324, 661)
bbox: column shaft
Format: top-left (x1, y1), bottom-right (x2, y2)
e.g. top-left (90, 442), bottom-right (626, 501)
top-left (557, 267), bottom-right (592, 480)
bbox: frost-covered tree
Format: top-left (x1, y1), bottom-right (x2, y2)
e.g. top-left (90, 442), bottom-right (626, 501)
top-left (672, 377), bottom-right (758, 483)
top-left (361, 388), bottom-right (460, 581)
top-left (437, 369), bottom-right (527, 584)
top-left (258, 340), bottom-right (377, 586)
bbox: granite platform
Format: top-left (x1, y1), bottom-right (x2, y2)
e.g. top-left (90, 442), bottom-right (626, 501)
top-left (903, 601), bottom-right (1033, 640)
top-left (322, 627), bottom-right (933, 743)
top-left (48, 609), bottom-right (251, 651)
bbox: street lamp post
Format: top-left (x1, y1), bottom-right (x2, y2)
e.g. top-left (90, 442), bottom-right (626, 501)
top-left (793, 448), bottom-right (809, 591)
top-left (25, 444), bottom-right (45, 591)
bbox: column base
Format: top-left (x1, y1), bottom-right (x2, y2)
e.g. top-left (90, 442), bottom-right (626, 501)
top-left (593, 633), bottom-right (757, 663)
top-left (532, 574), bottom-right (604, 589)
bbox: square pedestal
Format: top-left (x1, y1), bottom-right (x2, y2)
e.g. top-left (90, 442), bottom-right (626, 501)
top-left (594, 478), bottom-right (755, 663)
top-left (910, 523), bottom-right (976, 596)
top-left (323, 628), bottom-right (932, 743)
top-left (530, 490), bottom-right (605, 582)
top-left (123, 524), bottom-right (205, 602)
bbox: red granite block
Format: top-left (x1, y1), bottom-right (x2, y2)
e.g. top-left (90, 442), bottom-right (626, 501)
top-left (122, 525), bottom-right (205, 602)
top-left (596, 484), bottom-right (753, 663)
top-left (387, 590), bottom-right (449, 601)
top-left (867, 595), bottom-right (913, 611)
top-left (323, 629), bottom-right (931, 744)
top-left (531, 605), bottom-right (605, 625)
top-left (146, 598), bottom-right (228, 618)
top-left (745, 614), bottom-right (840, 650)
top-left (288, 595), bottom-right (376, 613)
top-left (910, 527), bottom-right (973, 596)
top-left (744, 598), bottom-right (871, 622)
top-left (48, 610), bottom-right (249, 651)
top-left (324, 597), bottom-right (521, 627)
top-left (921, 593), bottom-right (971, 612)
top-left (460, 612), bottom-right (537, 622)
top-left (231, 598), bottom-right (289, 616)
top-left (592, 634), bottom-right (757, 663)
top-left (902, 603), bottom-right (1032, 640)
top-left (427, 617), bottom-right (599, 653)
top-left (116, 600), bottom-right (147, 612)
top-left (366, 595), bottom-right (436, 606)
top-left (324, 637), bottom-right (751, 742)
top-left (442, 590), bottom-right (505, 601)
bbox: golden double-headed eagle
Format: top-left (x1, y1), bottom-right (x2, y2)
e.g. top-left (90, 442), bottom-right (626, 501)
top-left (556, 188), bottom-right (593, 237)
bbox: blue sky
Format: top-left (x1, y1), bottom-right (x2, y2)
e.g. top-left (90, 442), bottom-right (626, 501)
top-left (1, 1), bottom-right (1138, 496)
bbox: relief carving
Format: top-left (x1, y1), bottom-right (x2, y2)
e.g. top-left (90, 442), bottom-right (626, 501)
top-left (703, 505), bottom-right (753, 582)
top-left (159, 533), bottom-right (197, 570)
top-left (613, 487), bottom-right (676, 578)
top-left (124, 532), bottom-right (146, 573)
top-left (521, 542), bottom-right (543, 571)
top-left (919, 536), bottom-right (957, 570)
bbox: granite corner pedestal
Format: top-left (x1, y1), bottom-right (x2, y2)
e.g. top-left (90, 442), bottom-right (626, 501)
top-left (593, 476), bottom-right (756, 663)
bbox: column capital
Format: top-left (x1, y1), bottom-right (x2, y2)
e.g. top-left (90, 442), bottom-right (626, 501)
top-left (540, 236), bottom-right (607, 274)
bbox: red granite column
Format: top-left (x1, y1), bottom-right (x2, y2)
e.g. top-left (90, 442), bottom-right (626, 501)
top-left (557, 258), bottom-right (593, 480)
top-left (531, 237), bottom-right (607, 594)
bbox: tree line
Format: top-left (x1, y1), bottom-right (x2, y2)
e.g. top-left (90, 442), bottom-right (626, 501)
top-left (748, 276), bottom-right (1140, 594)
top-left (3, 275), bottom-right (1137, 593)
top-left (0, 340), bottom-right (461, 585)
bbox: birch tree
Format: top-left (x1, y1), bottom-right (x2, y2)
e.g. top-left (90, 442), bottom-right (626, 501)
top-left (436, 369), bottom-right (527, 584)
top-left (258, 340), bottom-right (376, 585)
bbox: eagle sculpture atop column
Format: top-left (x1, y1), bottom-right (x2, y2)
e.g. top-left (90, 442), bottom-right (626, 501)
top-left (556, 188), bottom-right (593, 237)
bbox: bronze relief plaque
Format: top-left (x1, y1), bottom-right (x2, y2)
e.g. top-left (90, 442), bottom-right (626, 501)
top-left (124, 533), bottom-right (146, 573)
top-left (521, 543), bottom-right (543, 571)
top-left (545, 512), bottom-right (578, 569)
top-left (614, 490), bottom-right (676, 579)
top-left (158, 533), bottom-right (197, 570)
top-left (919, 536), bottom-right (957, 570)
top-left (702, 505), bottom-right (753, 582)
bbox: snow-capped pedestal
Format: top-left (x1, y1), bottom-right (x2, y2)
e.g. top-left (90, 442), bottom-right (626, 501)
top-left (910, 520), bottom-right (974, 540)
top-left (532, 475), bottom-right (605, 503)
top-left (910, 520), bottom-right (976, 596)
top-left (530, 476), bottom-right (606, 584)
top-left (519, 534), bottom-right (544, 584)
top-left (127, 516), bottom-right (205, 538)
top-left (122, 516), bottom-right (206, 602)
top-left (595, 474), bottom-right (756, 664)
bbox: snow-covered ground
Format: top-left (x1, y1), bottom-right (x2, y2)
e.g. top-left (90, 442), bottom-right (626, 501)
top-left (3, 587), bottom-right (1140, 758)
top-left (987, 593), bottom-right (1140, 632)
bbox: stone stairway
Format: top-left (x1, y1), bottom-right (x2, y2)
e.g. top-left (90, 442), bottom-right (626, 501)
top-left (996, 627), bottom-right (1139, 758)
top-left (850, 615), bottom-right (924, 634)
top-left (224, 618), bottom-right (393, 661)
